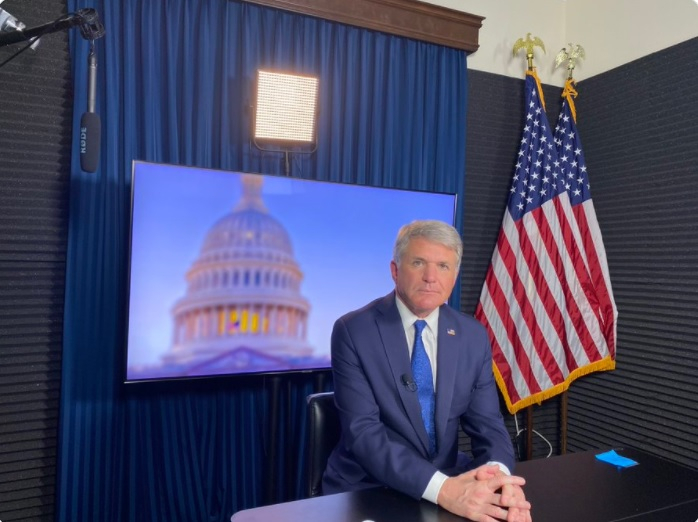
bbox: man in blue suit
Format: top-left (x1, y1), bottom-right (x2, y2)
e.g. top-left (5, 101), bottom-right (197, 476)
top-left (323, 220), bottom-right (531, 522)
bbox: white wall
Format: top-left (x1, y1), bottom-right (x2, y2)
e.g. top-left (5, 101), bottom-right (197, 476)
top-left (425, 0), bottom-right (698, 86)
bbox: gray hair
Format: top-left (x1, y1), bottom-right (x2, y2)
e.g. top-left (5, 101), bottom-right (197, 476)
top-left (392, 220), bottom-right (462, 269)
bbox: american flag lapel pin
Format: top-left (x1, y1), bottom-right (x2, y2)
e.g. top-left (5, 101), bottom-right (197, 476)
top-left (447, 328), bottom-right (456, 336)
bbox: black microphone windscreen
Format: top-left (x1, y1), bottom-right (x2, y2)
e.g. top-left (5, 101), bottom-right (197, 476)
top-left (401, 374), bottom-right (417, 391)
top-left (80, 111), bottom-right (101, 173)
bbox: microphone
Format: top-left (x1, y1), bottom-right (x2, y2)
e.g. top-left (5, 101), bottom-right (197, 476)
top-left (77, 9), bottom-right (105, 41)
top-left (401, 374), bottom-right (417, 392)
top-left (80, 42), bottom-right (100, 172)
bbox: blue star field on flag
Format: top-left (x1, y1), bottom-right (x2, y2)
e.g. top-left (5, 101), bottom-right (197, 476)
top-left (554, 96), bottom-right (593, 205)
top-left (508, 75), bottom-right (567, 221)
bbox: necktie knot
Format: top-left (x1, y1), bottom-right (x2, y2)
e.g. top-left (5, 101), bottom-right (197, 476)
top-left (414, 319), bottom-right (427, 337)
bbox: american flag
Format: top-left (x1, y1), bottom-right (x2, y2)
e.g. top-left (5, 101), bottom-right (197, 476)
top-left (228, 317), bottom-right (241, 334)
top-left (554, 79), bottom-right (617, 360)
top-left (475, 72), bottom-right (617, 414)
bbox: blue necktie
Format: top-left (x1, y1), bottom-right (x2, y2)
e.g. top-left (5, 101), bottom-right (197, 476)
top-left (412, 320), bottom-right (436, 455)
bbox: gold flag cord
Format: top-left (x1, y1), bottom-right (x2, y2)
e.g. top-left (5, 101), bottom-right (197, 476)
top-left (526, 70), bottom-right (547, 111)
top-left (561, 78), bottom-right (578, 123)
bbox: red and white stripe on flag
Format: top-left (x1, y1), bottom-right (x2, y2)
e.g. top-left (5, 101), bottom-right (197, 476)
top-left (475, 73), bottom-right (617, 414)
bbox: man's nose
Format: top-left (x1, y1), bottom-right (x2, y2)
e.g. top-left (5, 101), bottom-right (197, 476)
top-left (422, 264), bottom-right (437, 282)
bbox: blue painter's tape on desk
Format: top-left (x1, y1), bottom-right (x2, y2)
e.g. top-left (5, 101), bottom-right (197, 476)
top-left (595, 449), bottom-right (639, 468)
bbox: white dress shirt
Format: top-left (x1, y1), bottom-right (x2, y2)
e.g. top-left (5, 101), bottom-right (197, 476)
top-left (394, 296), bottom-right (511, 504)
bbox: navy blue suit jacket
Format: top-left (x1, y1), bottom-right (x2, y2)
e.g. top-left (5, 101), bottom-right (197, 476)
top-left (322, 292), bottom-right (515, 499)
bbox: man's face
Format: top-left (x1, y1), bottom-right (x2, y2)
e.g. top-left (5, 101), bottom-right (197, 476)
top-left (390, 237), bottom-right (458, 318)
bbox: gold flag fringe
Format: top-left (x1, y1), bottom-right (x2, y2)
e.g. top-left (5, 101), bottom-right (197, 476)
top-left (493, 356), bottom-right (616, 415)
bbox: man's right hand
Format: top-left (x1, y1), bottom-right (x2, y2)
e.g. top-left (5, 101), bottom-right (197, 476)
top-left (437, 465), bottom-right (531, 522)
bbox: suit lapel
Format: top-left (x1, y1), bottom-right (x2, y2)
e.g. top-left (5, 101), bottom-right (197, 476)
top-left (435, 305), bottom-right (461, 449)
top-left (375, 293), bottom-right (431, 454)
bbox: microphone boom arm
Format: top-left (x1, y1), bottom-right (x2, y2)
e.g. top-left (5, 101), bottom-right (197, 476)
top-left (0, 8), bottom-right (104, 48)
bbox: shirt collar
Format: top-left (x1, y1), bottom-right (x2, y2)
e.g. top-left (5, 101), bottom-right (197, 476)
top-left (395, 294), bottom-right (440, 334)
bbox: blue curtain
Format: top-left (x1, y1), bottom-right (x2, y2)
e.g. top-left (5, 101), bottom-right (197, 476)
top-left (58, 1), bottom-right (467, 520)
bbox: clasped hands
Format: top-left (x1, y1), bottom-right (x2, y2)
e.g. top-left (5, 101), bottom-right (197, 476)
top-left (437, 465), bottom-right (532, 522)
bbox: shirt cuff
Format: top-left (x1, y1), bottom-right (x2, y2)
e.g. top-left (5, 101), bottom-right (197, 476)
top-left (487, 461), bottom-right (511, 475)
top-left (422, 462), bottom-right (511, 504)
top-left (422, 471), bottom-right (449, 504)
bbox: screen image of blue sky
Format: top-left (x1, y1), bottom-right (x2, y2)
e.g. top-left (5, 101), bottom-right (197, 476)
top-left (127, 163), bottom-right (456, 367)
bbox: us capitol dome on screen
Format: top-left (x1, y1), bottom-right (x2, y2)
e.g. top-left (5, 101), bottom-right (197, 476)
top-left (159, 173), bottom-right (321, 376)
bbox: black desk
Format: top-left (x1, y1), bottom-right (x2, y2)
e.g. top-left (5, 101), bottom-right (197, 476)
top-left (231, 448), bottom-right (698, 522)
top-left (516, 447), bottom-right (698, 522)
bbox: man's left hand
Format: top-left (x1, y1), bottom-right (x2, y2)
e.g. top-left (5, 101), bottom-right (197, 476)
top-left (473, 466), bottom-right (532, 522)
top-left (500, 481), bottom-right (531, 522)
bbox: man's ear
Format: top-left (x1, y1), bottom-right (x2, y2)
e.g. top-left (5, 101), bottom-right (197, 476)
top-left (390, 260), bottom-right (398, 283)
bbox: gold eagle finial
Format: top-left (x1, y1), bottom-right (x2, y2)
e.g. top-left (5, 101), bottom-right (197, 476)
top-left (512, 33), bottom-right (546, 70)
top-left (555, 43), bottom-right (586, 79)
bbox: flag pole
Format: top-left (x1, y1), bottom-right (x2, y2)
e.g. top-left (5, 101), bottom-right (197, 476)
top-left (526, 406), bottom-right (533, 460)
top-left (477, 36), bottom-right (616, 458)
top-left (560, 392), bottom-right (568, 454)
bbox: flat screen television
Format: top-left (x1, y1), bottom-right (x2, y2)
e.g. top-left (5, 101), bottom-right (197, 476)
top-left (125, 161), bottom-right (457, 382)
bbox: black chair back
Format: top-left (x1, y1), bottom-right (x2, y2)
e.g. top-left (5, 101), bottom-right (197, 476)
top-left (306, 391), bottom-right (340, 497)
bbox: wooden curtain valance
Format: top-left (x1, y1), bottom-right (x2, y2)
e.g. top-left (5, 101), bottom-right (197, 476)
top-left (243, 0), bottom-right (484, 52)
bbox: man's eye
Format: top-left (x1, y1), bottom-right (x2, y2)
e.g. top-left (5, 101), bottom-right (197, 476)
top-left (439, 263), bottom-right (450, 271)
top-left (412, 260), bottom-right (424, 267)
